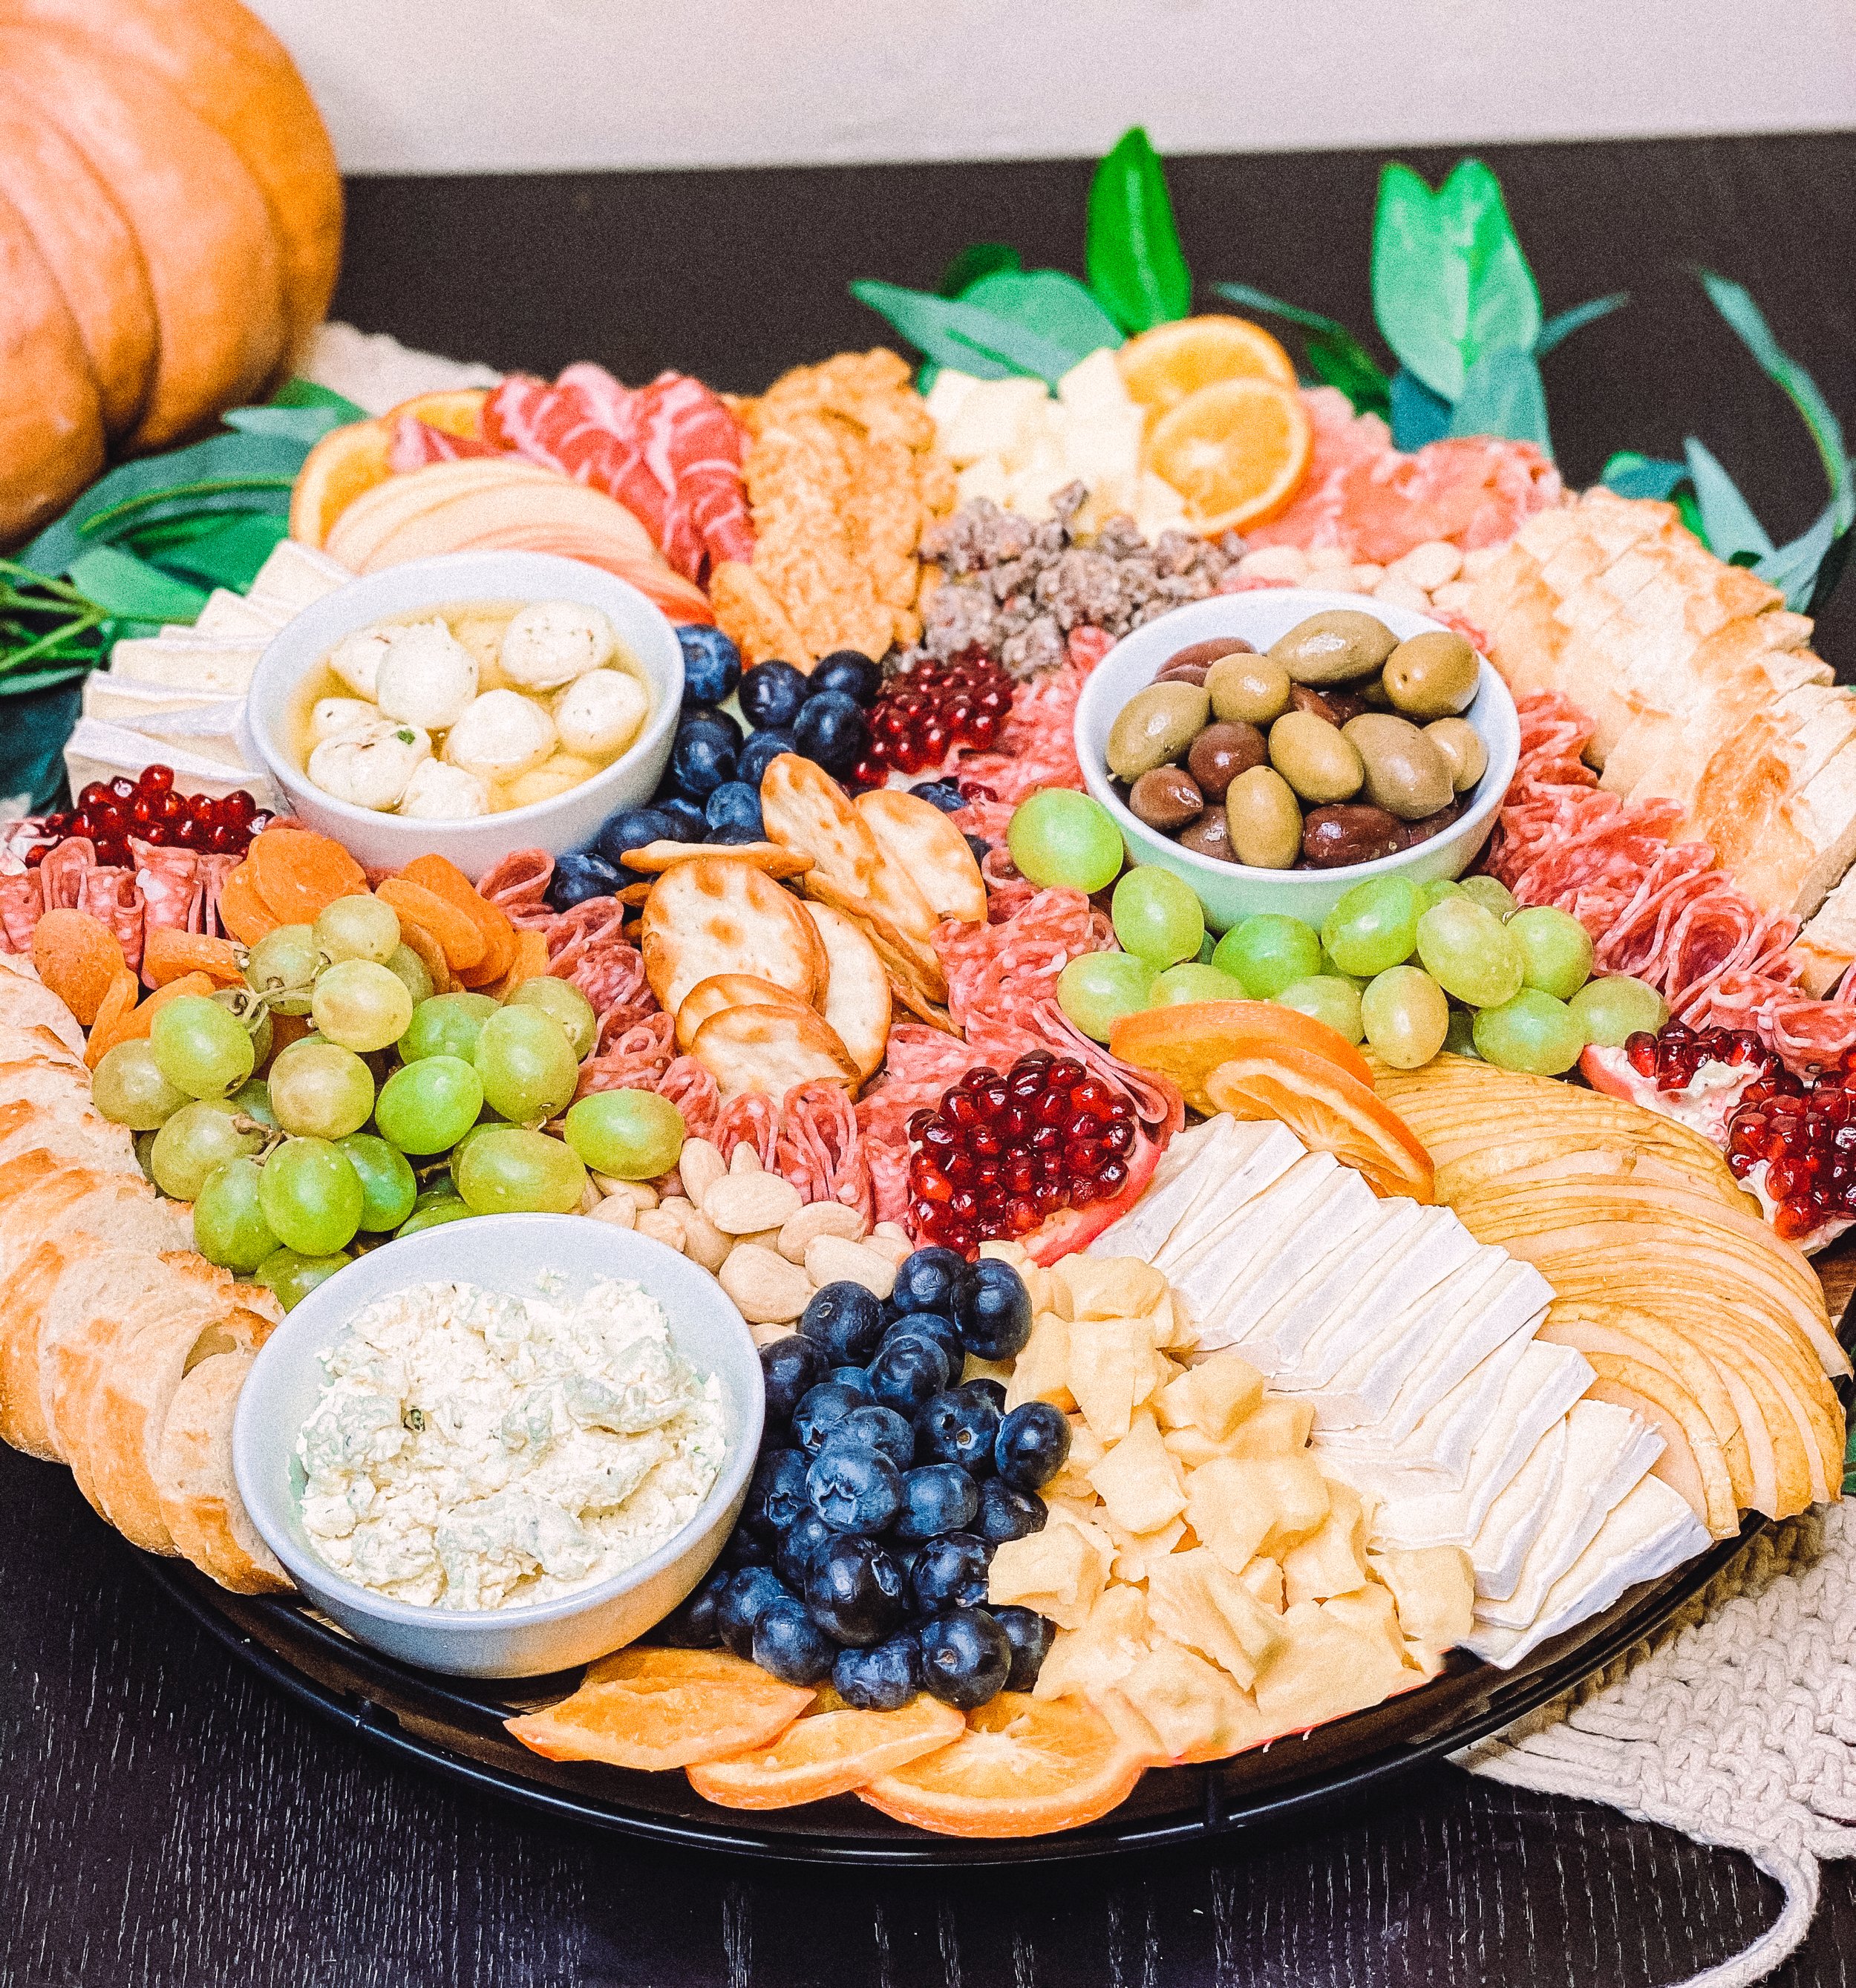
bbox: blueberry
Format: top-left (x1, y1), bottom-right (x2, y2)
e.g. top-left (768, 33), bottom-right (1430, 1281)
top-left (865, 1333), bottom-right (950, 1418)
top-left (907, 1531), bottom-right (991, 1615)
top-left (964, 834), bottom-right (991, 866)
top-left (955, 1258), bottom-right (1033, 1361)
top-left (827, 1403), bottom-right (915, 1470)
top-left (679, 704), bottom-right (743, 747)
top-left (546, 849), bottom-right (623, 912)
top-left (791, 1379), bottom-right (866, 1455)
top-left (827, 1365), bottom-right (874, 1402)
top-left (881, 1310), bottom-right (961, 1370)
top-left (670, 724), bottom-right (736, 799)
top-left (715, 1566), bottom-right (794, 1659)
top-left (892, 1247), bottom-right (966, 1318)
top-left (742, 1448), bottom-right (811, 1543)
top-left (718, 1526), bottom-right (771, 1568)
top-left (893, 1462), bottom-right (981, 1542)
top-left (833, 1633), bottom-right (922, 1710)
top-left (975, 1476), bottom-right (1047, 1545)
top-left (735, 727), bottom-right (798, 789)
top-left (991, 1606), bottom-right (1056, 1692)
top-left (654, 1565), bottom-right (730, 1647)
top-left (917, 1388), bottom-right (1000, 1475)
top-left (909, 779), bottom-right (966, 814)
top-left (752, 1595), bottom-right (837, 1684)
top-left (792, 690), bottom-right (869, 777)
top-left (776, 1508), bottom-right (839, 1589)
top-left (809, 650), bottom-right (883, 707)
top-left (657, 795), bottom-right (708, 842)
top-left (806, 1441), bottom-right (904, 1535)
top-left (805, 1533), bottom-right (907, 1645)
top-left (704, 779), bottom-right (763, 837)
top-left (993, 1402), bottom-right (1072, 1491)
top-left (739, 659), bottom-right (808, 730)
top-left (961, 1376), bottom-right (1007, 1413)
top-left (800, 1281), bottom-right (886, 1366)
top-left (917, 1606), bottom-right (1012, 1710)
top-left (677, 625), bottom-right (743, 707)
top-left (760, 1334), bottom-right (828, 1426)
top-left (705, 822), bottom-right (765, 846)
top-left (595, 804), bottom-right (679, 872)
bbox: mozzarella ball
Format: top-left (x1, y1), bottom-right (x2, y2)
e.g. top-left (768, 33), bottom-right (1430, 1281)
top-left (309, 719), bottom-right (432, 811)
top-left (503, 754), bottom-right (600, 810)
top-left (398, 758), bottom-right (491, 820)
top-left (442, 689), bottom-right (557, 781)
top-left (311, 696), bottom-right (378, 745)
top-left (553, 667), bottom-right (649, 759)
top-left (374, 619), bottom-right (479, 731)
top-left (499, 601), bottom-right (618, 690)
top-left (327, 624), bottom-right (394, 699)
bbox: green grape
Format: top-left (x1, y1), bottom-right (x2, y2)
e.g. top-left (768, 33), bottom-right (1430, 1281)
top-left (150, 994), bottom-right (255, 1099)
top-left (244, 923), bottom-right (323, 1016)
top-left (92, 1039), bottom-right (189, 1129)
top-left (374, 1054), bottom-right (484, 1154)
top-left (1274, 975), bottom-right (1365, 1044)
top-left (1472, 987), bottom-right (1586, 1075)
top-left (412, 1172), bottom-right (454, 1207)
top-left (1212, 914), bottom-right (1321, 999)
top-left (400, 990), bottom-right (498, 1063)
top-left (212, 987), bottom-right (273, 1070)
top-left (134, 1131), bottom-right (157, 1182)
top-left (1569, 973), bottom-right (1668, 1048)
top-left (1457, 874), bottom-right (1518, 921)
top-left (1056, 952), bottom-right (1157, 1042)
top-left (1414, 896), bottom-right (1524, 1007)
top-left (383, 943), bottom-right (434, 1007)
top-left (563, 1089), bottom-right (686, 1177)
top-left (454, 1125), bottom-right (588, 1214)
top-left (1151, 963), bottom-right (1249, 1006)
top-left (149, 1099), bottom-right (264, 1200)
top-left (1443, 1007), bottom-right (1480, 1058)
top-left (313, 893), bottom-right (401, 965)
top-left (311, 958), bottom-right (414, 1053)
top-left (510, 975), bottom-right (598, 1059)
top-left (1195, 934), bottom-right (1217, 964)
top-left (1360, 966), bottom-right (1451, 1070)
top-left (1006, 791), bottom-right (1124, 894)
top-left (269, 1039), bottom-right (375, 1139)
top-left (1321, 877), bottom-right (1421, 978)
top-left (232, 1077), bottom-right (278, 1128)
top-left (1507, 905), bottom-right (1596, 1001)
top-left (1110, 866), bottom-right (1205, 968)
top-left (193, 1157), bottom-right (278, 1272)
top-left (337, 1132), bottom-right (419, 1231)
top-left (1419, 879), bottom-right (1465, 912)
top-left (1317, 946), bottom-right (1368, 991)
top-left (396, 1197), bottom-right (473, 1236)
top-left (258, 1137), bottom-right (365, 1255)
top-left (474, 1005), bottom-right (578, 1122)
top-left (256, 1246), bottom-right (351, 1312)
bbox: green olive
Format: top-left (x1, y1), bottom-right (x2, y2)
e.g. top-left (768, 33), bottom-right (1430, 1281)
top-left (1206, 653), bottom-right (1292, 726)
top-left (1268, 610), bottom-right (1399, 687)
top-left (1341, 713), bottom-right (1454, 820)
top-left (1106, 681), bottom-right (1211, 780)
top-left (1423, 716), bottom-right (1488, 793)
top-left (1383, 630), bottom-right (1479, 717)
top-left (1223, 766), bottom-right (1304, 869)
top-left (1267, 709), bottom-right (1365, 804)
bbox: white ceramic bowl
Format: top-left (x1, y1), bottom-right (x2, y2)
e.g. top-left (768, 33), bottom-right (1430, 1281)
top-left (232, 1215), bottom-right (764, 1678)
top-left (243, 551), bottom-right (685, 882)
top-left (1074, 589), bottom-right (1520, 930)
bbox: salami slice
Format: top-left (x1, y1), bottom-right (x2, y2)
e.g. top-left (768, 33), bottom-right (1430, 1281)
top-left (132, 842), bottom-right (202, 935)
top-left (656, 1055), bottom-right (719, 1141)
top-left (0, 871), bottom-right (42, 952)
top-left (777, 1079), bottom-right (874, 1221)
top-left (713, 1091), bottom-right (780, 1171)
top-left (39, 838), bottom-right (96, 912)
top-left (477, 849), bottom-right (556, 929)
top-left (76, 867), bottom-right (146, 974)
top-left (195, 854), bottom-right (239, 940)
top-left (575, 1012), bottom-right (676, 1099)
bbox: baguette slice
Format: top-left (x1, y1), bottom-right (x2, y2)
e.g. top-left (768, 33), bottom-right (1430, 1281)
top-left (155, 1350), bottom-right (292, 1595)
top-left (0, 955), bottom-right (88, 1057)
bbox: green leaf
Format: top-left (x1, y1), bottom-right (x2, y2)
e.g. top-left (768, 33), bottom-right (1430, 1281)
top-left (850, 281), bottom-right (1084, 388)
top-left (223, 403), bottom-right (349, 445)
top-left (1843, 1408), bottom-right (1856, 1497)
top-left (938, 243), bottom-right (1022, 298)
top-left (63, 546), bottom-right (209, 624)
top-left (1390, 367), bottom-right (1453, 451)
top-left (1535, 292), bottom-right (1628, 359)
top-left (1211, 282), bottom-right (1392, 417)
top-left (1601, 451), bottom-right (1689, 501)
top-left (268, 377), bottom-right (368, 421)
top-left (1757, 500), bottom-right (1845, 612)
top-left (154, 511), bottom-right (293, 591)
top-left (1446, 344), bottom-right (1551, 454)
top-left (959, 269), bottom-right (1123, 359)
top-left (1683, 437), bottom-right (1774, 563)
top-left (1085, 126), bottom-right (1192, 334)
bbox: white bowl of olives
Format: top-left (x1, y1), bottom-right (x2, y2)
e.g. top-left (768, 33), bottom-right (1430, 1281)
top-left (1074, 589), bottom-right (1520, 931)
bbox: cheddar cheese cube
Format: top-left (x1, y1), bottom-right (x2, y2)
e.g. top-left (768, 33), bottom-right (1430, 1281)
top-left (1088, 1411), bottom-right (1189, 1536)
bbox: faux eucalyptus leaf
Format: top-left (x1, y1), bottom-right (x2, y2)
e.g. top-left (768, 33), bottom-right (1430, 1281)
top-left (1601, 451), bottom-right (1690, 501)
top-left (157, 511), bottom-right (293, 591)
top-left (223, 404), bottom-right (349, 445)
top-left (267, 378), bottom-right (367, 421)
top-left (1535, 292), bottom-right (1628, 359)
top-left (1757, 500), bottom-right (1846, 612)
top-left (938, 243), bottom-right (1022, 298)
top-left (1390, 368), bottom-right (1453, 451)
top-left (958, 269), bottom-right (1123, 359)
top-left (1683, 437), bottom-right (1774, 564)
top-left (64, 546), bottom-right (208, 624)
top-left (1211, 282), bottom-right (1392, 417)
top-left (1447, 344), bottom-right (1551, 454)
top-left (1085, 126), bottom-right (1192, 334)
top-left (851, 281), bottom-right (1084, 388)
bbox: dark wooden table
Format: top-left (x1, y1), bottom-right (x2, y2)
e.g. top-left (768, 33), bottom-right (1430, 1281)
top-left (6, 134), bottom-right (1856, 1988)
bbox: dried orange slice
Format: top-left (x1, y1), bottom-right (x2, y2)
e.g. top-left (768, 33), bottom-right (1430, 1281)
top-left (289, 416), bottom-right (393, 548)
top-left (857, 1693), bottom-right (1144, 1838)
top-left (506, 1648), bottom-right (815, 1773)
top-left (1146, 377), bottom-right (1312, 535)
top-left (1111, 999), bottom-right (1373, 1109)
top-left (687, 1694), bottom-right (966, 1810)
top-left (387, 388), bottom-right (489, 443)
top-left (1117, 315), bottom-right (1297, 419)
top-left (1204, 1045), bottom-right (1434, 1202)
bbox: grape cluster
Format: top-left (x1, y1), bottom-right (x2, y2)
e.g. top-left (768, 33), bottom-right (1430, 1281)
top-left (656, 1249), bottom-right (1062, 1709)
top-left (31, 768), bottom-right (268, 870)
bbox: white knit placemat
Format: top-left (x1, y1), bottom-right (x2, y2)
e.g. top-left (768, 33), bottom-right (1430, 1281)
top-left (1457, 1500), bottom-right (1856, 1986)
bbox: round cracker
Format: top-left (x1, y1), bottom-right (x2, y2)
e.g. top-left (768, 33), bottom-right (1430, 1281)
top-left (690, 1004), bottom-right (858, 1102)
top-left (855, 787), bottom-right (987, 924)
top-left (676, 972), bottom-right (814, 1054)
top-left (800, 900), bottom-right (892, 1082)
top-left (640, 857), bottom-right (825, 1019)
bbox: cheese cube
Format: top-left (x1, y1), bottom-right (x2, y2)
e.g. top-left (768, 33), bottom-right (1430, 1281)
top-left (1187, 1454), bottom-right (1330, 1573)
top-left (1281, 1482), bottom-right (1369, 1606)
top-left (1157, 1350), bottom-right (1265, 1442)
top-left (1321, 1580), bottom-right (1408, 1668)
top-left (1004, 1312), bottom-right (1074, 1412)
top-left (988, 1508), bottom-right (1114, 1629)
top-left (1067, 1315), bottom-right (1165, 1440)
top-left (924, 367), bottom-right (985, 430)
top-left (1252, 1600), bottom-right (1408, 1734)
top-left (941, 376), bottom-right (1050, 467)
top-left (1052, 1253), bottom-right (1167, 1321)
top-left (956, 457), bottom-right (1012, 509)
top-left (1161, 1423), bottom-right (1229, 1471)
top-left (978, 1240), bottom-right (1054, 1316)
top-left (1370, 1545), bottom-right (1476, 1654)
top-left (1224, 1399), bottom-right (1316, 1458)
top-left (1099, 1511), bottom-right (1189, 1583)
top-left (1044, 1417), bottom-right (1106, 1502)
top-left (1113, 1638), bottom-right (1259, 1765)
top-left (1088, 1412), bottom-right (1188, 1536)
top-left (1030, 1583), bottom-right (1151, 1701)
top-left (1146, 1547), bottom-right (1285, 1689)
top-left (1237, 1557), bottom-right (1285, 1614)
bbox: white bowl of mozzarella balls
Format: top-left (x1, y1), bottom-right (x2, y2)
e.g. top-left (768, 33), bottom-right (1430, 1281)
top-left (246, 551), bottom-right (684, 879)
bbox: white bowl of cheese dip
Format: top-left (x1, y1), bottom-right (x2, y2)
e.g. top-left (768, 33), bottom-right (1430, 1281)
top-left (233, 1214), bottom-right (763, 1677)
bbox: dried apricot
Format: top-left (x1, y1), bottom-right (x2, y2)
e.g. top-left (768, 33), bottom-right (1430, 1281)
top-left (32, 909), bottom-right (128, 1025)
top-left (498, 927), bottom-right (550, 994)
top-left (86, 970), bottom-right (215, 1065)
top-left (392, 915), bottom-right (453, 995)
top-left (246, 826), bottom-right (367, 926)
top-left (215, 860), bottom-right (278, 944)
top-left (687, 1695), bottom-right (964, 1809)
top-left (399, 854), bottom-right (516, 987)
top-left (143, 929), bottom-right (246, 989)
top-left (375, 877), bottom-right (486, 972)
top-left (83, 969), bottom-right (143, 1067)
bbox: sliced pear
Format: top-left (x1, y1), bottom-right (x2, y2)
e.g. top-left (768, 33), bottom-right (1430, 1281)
top-left (1580, 1350), bottom-right (1739, 1536)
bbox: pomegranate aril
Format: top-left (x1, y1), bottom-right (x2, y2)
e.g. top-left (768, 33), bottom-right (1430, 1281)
top-left (108, 776), bottom-right (135, 801)
top-left (79, 782), bottom-right (111, 811)
top-left (139, 765), bottom-right (174, 794)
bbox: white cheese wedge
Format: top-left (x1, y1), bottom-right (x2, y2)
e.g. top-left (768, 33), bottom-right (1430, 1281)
top-left (186, 589), bottom-right (293, 640)
top-left (1201, 1168), bottom-right (1379, 1352)
top-left (1242, 1197), bottom-right (1427, 1382)
top-left (108, 637), bottom-right (265, 696)
top-left (1471, 1417), bottom-right (1569, 1602)
top-left (1090, 1115), bottom-right (1252, 1263)
top-left (63, 718), bottom-right (275, 807)
top-left (1171, 1153), bottom-right (1342, 1338)
top-left (245, 537), bottom-right (352, 615)
top-left (1151, 1122), bottom-right (1307, 1278)
top-left (83, 674), bottom-right (230, 725)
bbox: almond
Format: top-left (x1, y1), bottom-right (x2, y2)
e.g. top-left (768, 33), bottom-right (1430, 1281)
top-left (865, 1223), bottom-right (915, 1267)
top-left (777, 1200), bottom-right (867, 1263)
top-left (719, 1243), bottom-right (812, 1324)
top-left (637, 1206), bottom-right (688, 1254)
top-left (704, 1171), bottom-right (803, 1235)
top-left (588, 1195), bottom-right (636, 1229)
top-left (804, 1235), bottom-right (898, 1300)
top-left (730, 1142), bottom-right (763, 1175)
top-left (679, 1138), bottom-right (727, 1208)
top-left (679, 1202), bottom-right (733, 1275)
top-left (593, 1174), bottom-right (660, 1212)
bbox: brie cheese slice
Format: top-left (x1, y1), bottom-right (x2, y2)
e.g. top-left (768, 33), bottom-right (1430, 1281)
top-left (1169, 1151), bottom-right (1339, 1330)
top-left (1470, 1417), bottom-right (1569, 1601)
top-left (109, 637), bottom-right (265, 696)
top-left (245, 538), bottom-right (351, 616)
top-left (1091, 1114), bottom-right (1246, 1263)
top-left (1202, 1168), bottom-right (1379, 1356)
top-left (186, 588), bottom-right (293, 640)
top-left (1152, 1123), bottom-right (1307, 1278)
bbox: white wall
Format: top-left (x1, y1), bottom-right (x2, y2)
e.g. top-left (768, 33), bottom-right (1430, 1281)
top-left (249, 0), bottom-right (1856, 175)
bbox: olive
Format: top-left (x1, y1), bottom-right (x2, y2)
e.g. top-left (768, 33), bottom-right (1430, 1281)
top-left (1383, 630), bottom-right (1479, 717)
top-left (1223, 767), bottom-right (1303, 869)
top-left (1424, 716), bottom-right (1488, 792)
top-left (1128, 765), bottom-right (1205, 831)
top-left (1400, 800), bottom-right (1462, 848)
top-left (1301, 804), bottom-right (1405, 869)
top-left (1267, 710), bottom-right (1365, 805)
top-left (1166, 637), bottom-right (1256, 671)
top-left (1288, 683), bottom-right (1368, 726)
top-left (1206, 653), bottom-right (1292, 727)
top-left (1178, 804), bottom-right (1235, 863)
top-left (1186, 721), bottom-right (1266, 800)
top-left (1154, 660), bottom-right (1211, 687)
top-left (1341, 713), bottom-right (1454, 821)
top-left (1268, 609), bottom-right (1399, 686)
top-left (1362, 676), bottom-right (1393, 708)
top-left (1106, 681), bottom-right (1210, 780)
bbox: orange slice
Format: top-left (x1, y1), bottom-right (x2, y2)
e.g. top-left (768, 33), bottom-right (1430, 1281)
top-left (1204, 1045), bottom-right (1434, 1202)
top-left (857, 1693), bottom-right (1144, 1839)
top-left (505, 1648), bottom-right (815, 1773)
top-left (289, 416), bottom-right (393, 549)
top-left (1146, 377), bottom-right (1312, 535)
top-left (387, 388), bottom-right (489, 443)
top-left (687, 1694), bottom-right (966, 1810)
top-left (1118, 315), bottom-right (1297, 418)
top-left (1111, 999), bottom-right (1373, 1108)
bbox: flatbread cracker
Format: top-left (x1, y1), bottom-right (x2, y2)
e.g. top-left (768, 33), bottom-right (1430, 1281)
top-left (626, 840), bottom-right (814, 880)
top-left (855, 788), bottom-right (987, 924)
top-left (761, 753), bottom-right (939, 943)
top-left (640, 857), bottom-right (826, 1018)
top-left (690, 1003), bottom-right (859, 1102)
top-left (676, 972), bottom-right (815, 1053)
top-left (800, 901), bottom-right (892, 1080)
